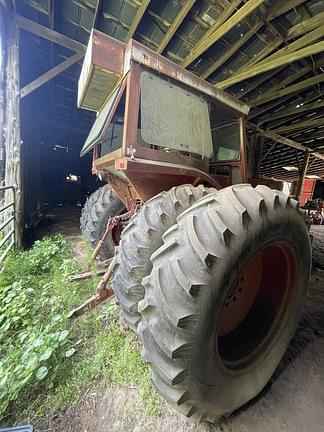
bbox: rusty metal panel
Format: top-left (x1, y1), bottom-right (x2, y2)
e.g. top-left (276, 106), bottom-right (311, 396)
top-left (125, 39), bottom-right (250, 115)
top-left (140, 71), bottom-right (213, 157)
top-left (78, 30), bottom-right (125, 112)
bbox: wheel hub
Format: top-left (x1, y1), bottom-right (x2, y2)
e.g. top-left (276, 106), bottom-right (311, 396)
top-left (218, 252), bottom-right (263, 337)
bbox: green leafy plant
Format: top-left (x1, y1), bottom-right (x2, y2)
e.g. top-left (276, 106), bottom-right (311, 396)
top-left (0, 235), bottom-right (160, 424)
top-left (0, 236), bottom-right (76, 417)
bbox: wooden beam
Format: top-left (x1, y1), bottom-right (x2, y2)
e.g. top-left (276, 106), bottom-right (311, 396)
top-left (248, 65), bottom-right (310, 102)
top-left (236, 21), bottom-right (324, 76)
top-left (248, 123), bottom-right (324, 161)
top-left (92, 0), bottom-right (102, 29)
top-left (249, 135), bottom-right (264, 177)
top-left (200, 20), bottom-right (262, 79)
top-left (270, 117), bottom-right (324, 134)
top-left (295, 150), bottom-right (310, 199)
top-left (295, 148), bottom-right (302, 173)
top-left (250, 73), bottom-right (324, 107)
top-left (21, 52), bottom-right (83, 98)
top-left (237, 67), bottom-right (284, 98)
top-left (291, 128), bottom-right (324, 143)
top-left (259, 99), bottom-right (324, 125)
top-left (181, 0), bottom-right (263, 68)
top-left (287, 11), bottom-right (324, 39)
top-left (21, 0), bottom-right (48, 14)
top-left (16, 14), bottom-right (86, 53)
top-left (251, 85), bottom-right (324, 121)
top-left (297, 5), bottom-right (311, 20)
top-left (260, 141), bottom-right (276, 163)
top-left (238, 37), bottom-right (283, 73)
top-left (157, 0), bottom-right (195, 53)
top-left (126, 0), bottom-right (151, 40)
top-left (263, 24), bottom-right (324, 65)
top-left (249, 94), bottom-right (294, 120)
top-left (266, 0), bottom-right (306, 20)
top-left (2, 8), bottom-right (24, 247)
top-left (181, 0), bottom-right (242, 67)
top-left (216, 41), bottom-right (324, 89)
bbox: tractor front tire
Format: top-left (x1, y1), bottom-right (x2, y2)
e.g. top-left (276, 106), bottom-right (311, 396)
top-left (80, 184), bottom-right (125, 259)
top-left (111, 184), bottom-right (211, 331)
top-left (139, 184), bottom-right (311, 423)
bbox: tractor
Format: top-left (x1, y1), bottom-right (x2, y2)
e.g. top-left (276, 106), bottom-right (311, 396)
top-left (77, 30), bottom-right (311, 423)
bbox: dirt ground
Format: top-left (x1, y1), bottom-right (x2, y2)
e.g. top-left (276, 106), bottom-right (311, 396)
top-left (35, 206), bottom-right (324, 432)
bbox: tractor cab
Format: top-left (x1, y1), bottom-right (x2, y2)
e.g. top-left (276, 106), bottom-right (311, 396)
top-left (79, 30), bottom-right (249, 207)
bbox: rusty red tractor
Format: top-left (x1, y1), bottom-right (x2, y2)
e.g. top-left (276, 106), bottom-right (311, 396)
top-left (77, 30), bottom-right (311, 423)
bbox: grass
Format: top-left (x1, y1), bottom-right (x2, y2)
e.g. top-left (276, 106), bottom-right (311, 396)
top-left (0, 235), bottom-right (161, 425)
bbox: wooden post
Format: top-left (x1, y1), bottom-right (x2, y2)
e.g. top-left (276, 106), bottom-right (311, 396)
top-left (0, 4), bottom-right (23, 247)
top-left (248, 135), bottom-right (264, 179)
top-left (295, 150), bottom-right (310, 201)
top-left (0, 4), bottom-right (5, 182)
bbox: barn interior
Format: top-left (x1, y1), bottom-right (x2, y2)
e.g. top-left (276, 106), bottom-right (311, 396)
top-left (1, 0), bottom-right (324, 241)
top-left (1, 1), bottom-right (324, 430)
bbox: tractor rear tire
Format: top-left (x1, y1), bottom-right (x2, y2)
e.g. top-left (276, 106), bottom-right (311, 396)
top-left (111, 184), bottom-right (211, 331)
top-left (310, 226), bottom-right (324, 269)
top-left (138, 184), bottom-right (311, 423)
top-left (80, 184), bottom-right (125, 259)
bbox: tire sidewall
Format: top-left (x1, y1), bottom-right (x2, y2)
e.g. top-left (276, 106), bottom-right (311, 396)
top-left (191, 209), bottom-right (311, 416)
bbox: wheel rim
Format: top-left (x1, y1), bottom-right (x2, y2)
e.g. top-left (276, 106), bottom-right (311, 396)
top-left (217, 241), bottom-right (297, 369)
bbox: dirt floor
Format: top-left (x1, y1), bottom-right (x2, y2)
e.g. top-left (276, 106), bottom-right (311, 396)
top-left (35, 206), bottom-right (324, 432)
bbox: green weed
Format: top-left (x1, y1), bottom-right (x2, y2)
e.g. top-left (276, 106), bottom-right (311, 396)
top-left (0, 235), bottom-right (160, 424)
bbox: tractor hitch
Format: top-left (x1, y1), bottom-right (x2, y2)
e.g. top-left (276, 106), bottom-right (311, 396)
top-left (69, 199), bottom-right (142, 319)
top-left (68, 257), bottom-right (116, 319)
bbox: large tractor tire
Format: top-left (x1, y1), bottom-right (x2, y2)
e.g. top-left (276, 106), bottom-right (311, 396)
top-left (310, 225), bottom-right (324, 269)
top-left (80, 184), bottom-right (125, 259)
top-left (111, 184), bottom-right (211, 331)
top-left (139, 184), bottom-right (311, 423)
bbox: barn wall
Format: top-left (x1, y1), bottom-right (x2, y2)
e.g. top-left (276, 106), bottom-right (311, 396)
top-left (0, 3), bottom-right (23, 246)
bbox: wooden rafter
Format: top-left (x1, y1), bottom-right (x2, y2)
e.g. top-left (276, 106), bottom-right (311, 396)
top-left (92, 0), bottom-right (102, 29)
top-left (295, 150), bottom-right (310, 199)
top-left (181, 0), bottom-right (263, 68)
top-left (291, 128), bottom-right (324, 142)
top-left (262, 24), bottom-right (324, 65)
top-left (250, 73), bottom-right (324, 107)
top-left (287, 11), bottom-right (324, 38)
top-left (248, 65), bottom-right (310, 101)
top-left (270, 117), bottom-right (324, 134)
top-left (16, 14), bottom-right (86, 53)
top-left (249, 123), bottom-right (324, 161)
top-left (180, 0), bottom-right (241, 66)
top-left (237, 19), bottom-right (324, 76)
top-left (126, 0), bottom-right (151, 41)
top-left (21, 52), bottom-right (84, 98)
top-left (238, 37), bottom-right (282, 73)
top-left (251, 85), bottom-right (324, 121)
top-left (249, 94), bottom-right (296, 120)
top-left (216, 41), bottom-right (324, 89)
top-left (266, 0), bottom-right (306, 21)
top-left (238, 67), bottom-right (284, 99)
top-left (200, 20), bottom-right (262, 79)
top-left (261, 106), bottom-right (324, 131)
top-left (260, 141), bottom-right (276, 163)
top-left (157, 0), bottom-right (196, 53)
top-left (201, 6), bottom-right (324, 79)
